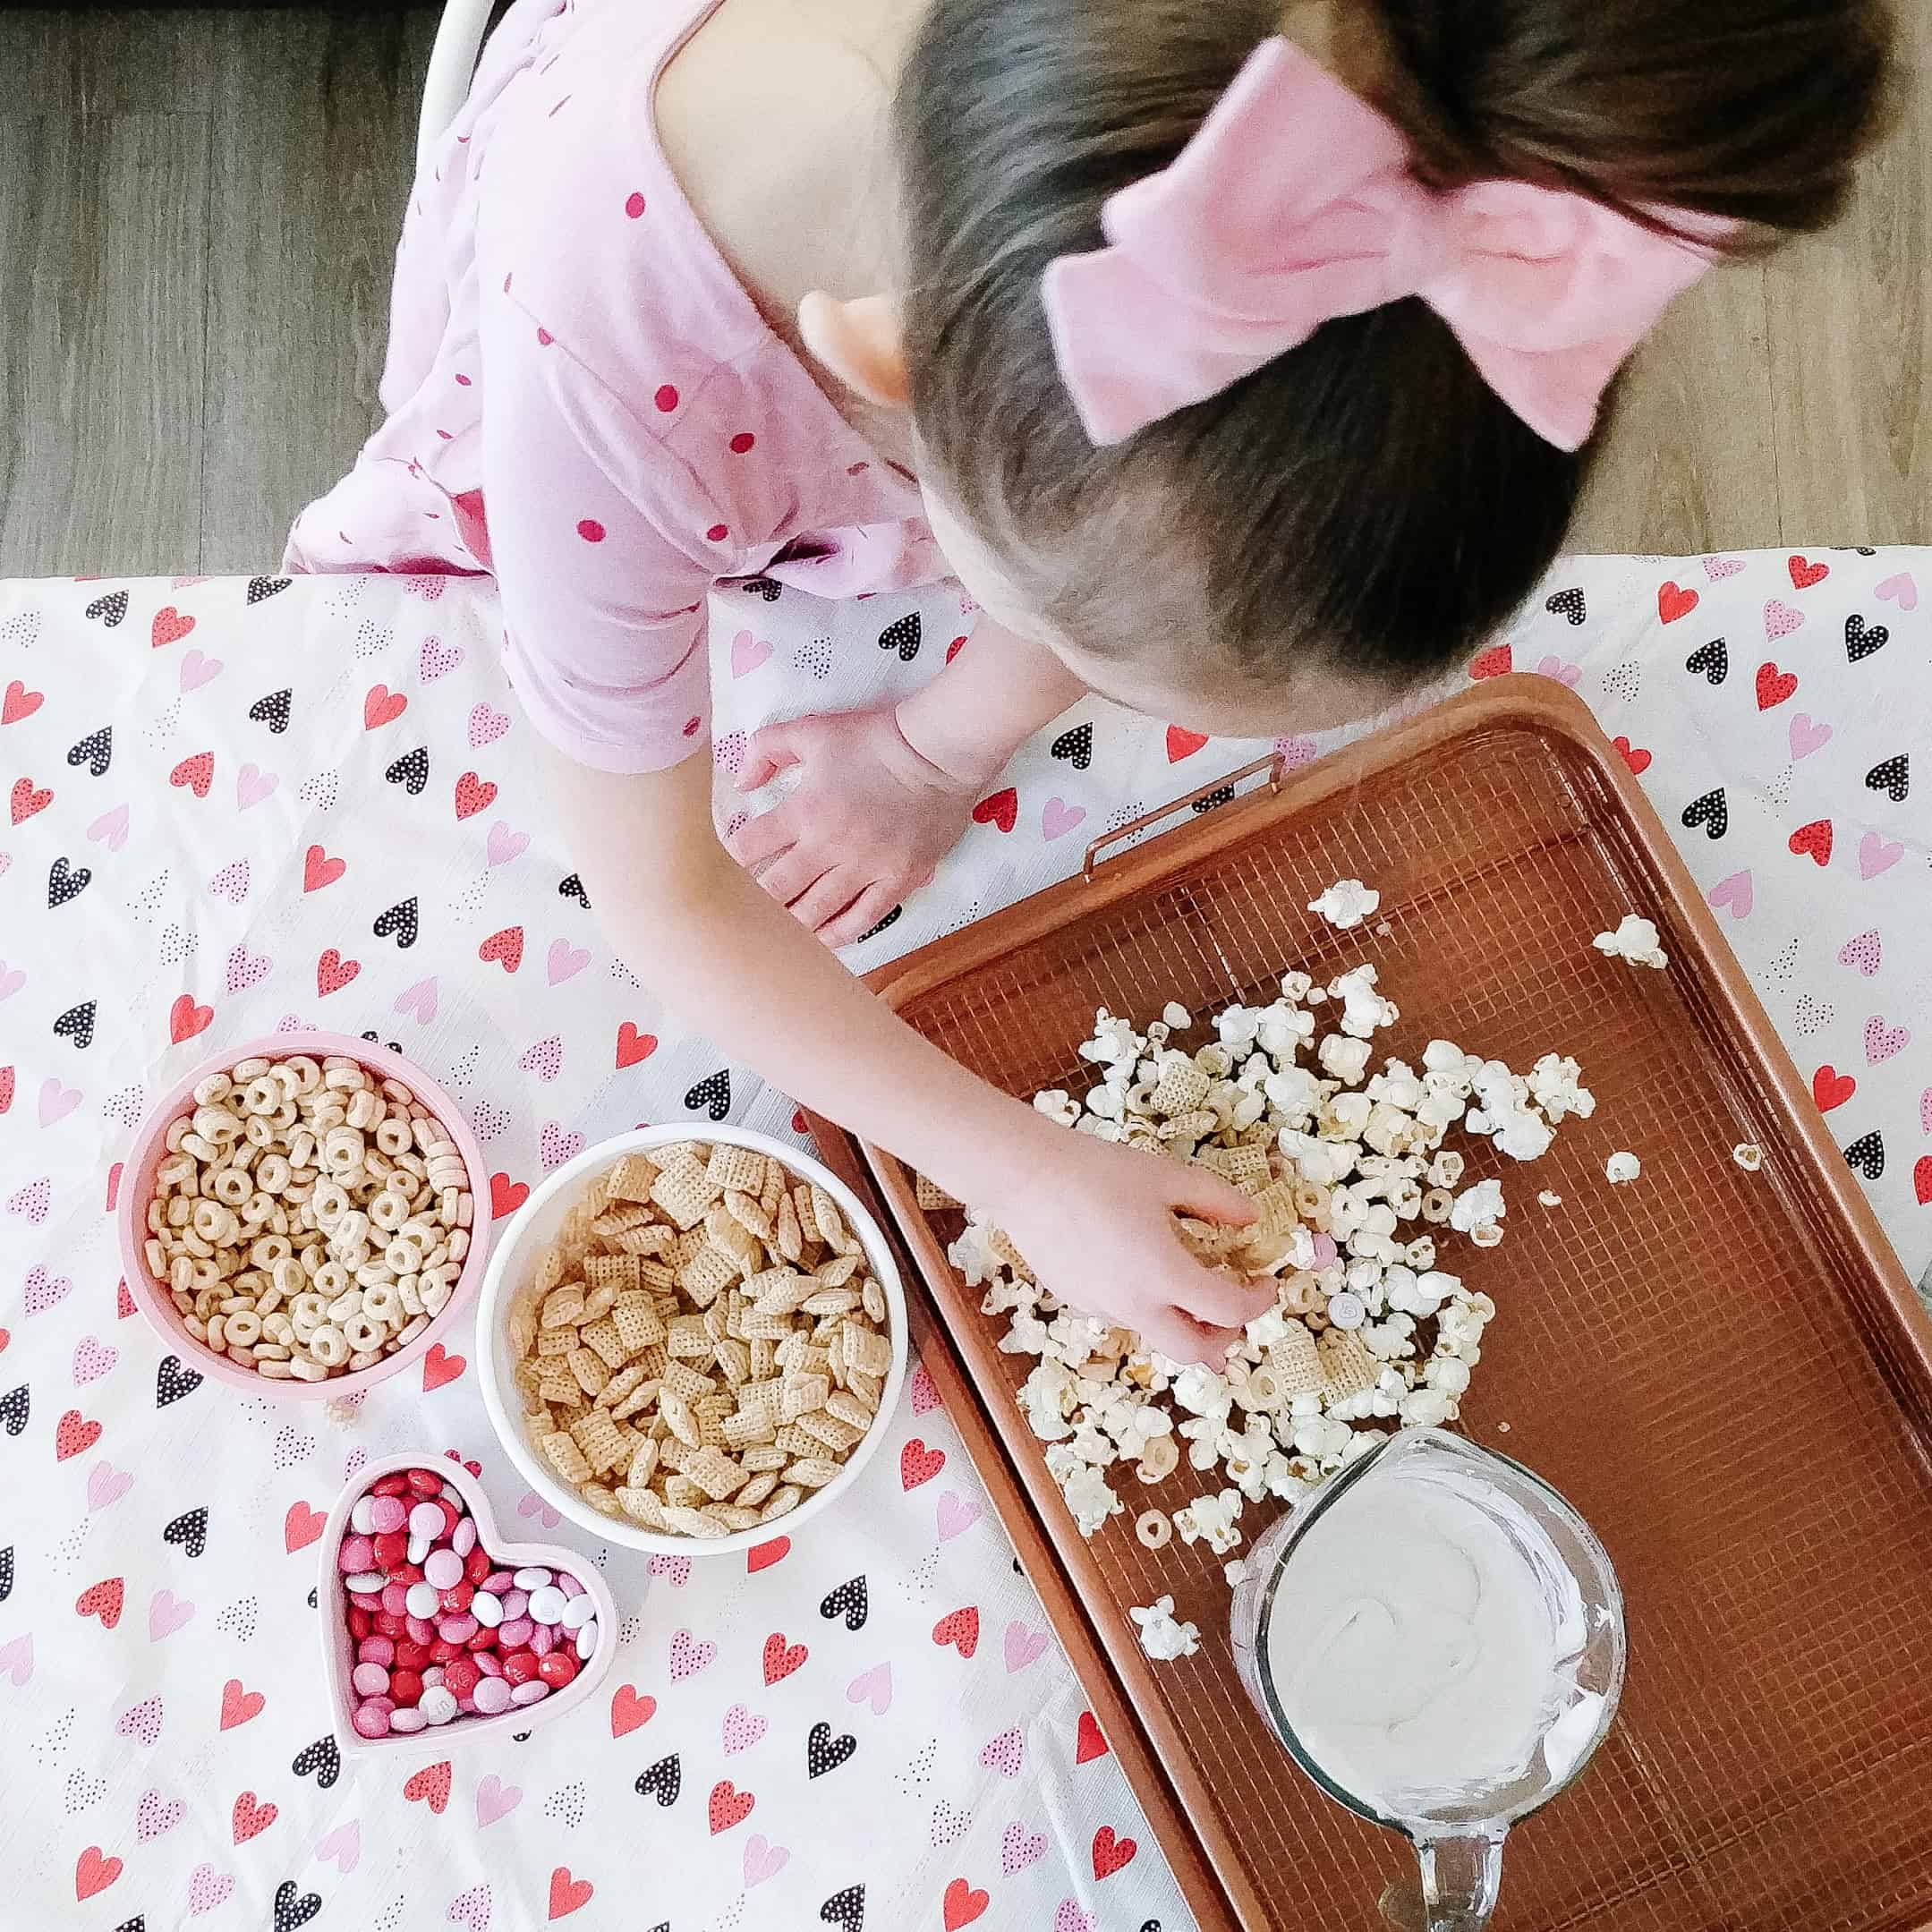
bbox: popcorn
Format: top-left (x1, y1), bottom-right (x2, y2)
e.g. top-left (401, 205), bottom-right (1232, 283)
top-left (1129, 1595), bottom-right (1201, 1662)
top-left (1062, 1465), bottom-right (1124, 1536)
top-left (1174, 1487), bottom-right (1244, 1554)
top-left (1605, 1151), bottom-right (1643, 1184)
top-left (1594, 914), bottom-right (1668, 969)
top-left (1450, 1178), bottom-right (1506, 1236)
top-left (1307, 879), bottom-right (1381, 930)
top-left (1537, 1190), bottom-right (1564, 1208)
top-left (1732, 1143), bottom-right (1764, 1172)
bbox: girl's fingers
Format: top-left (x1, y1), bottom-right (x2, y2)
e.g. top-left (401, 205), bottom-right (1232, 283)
top-left (726, 804), bottom-right (798, 870)
top-left (1165, 1164), bottom-right (1259, 1229)
top-left (755, 848), bottom-right (831, 907)
top-left (1139, 1305), bottom-right (1239, 1367)
top-left (736, 723), bottom-right (804, 792)
top-left (820, 882), bottom-right (898, 949)
top-left (1171, 1264), bottom-right (1274, 1332)
top-left (791, 869), bottom-right (866, 934)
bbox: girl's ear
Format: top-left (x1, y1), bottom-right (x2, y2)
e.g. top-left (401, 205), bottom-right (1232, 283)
top-left (798, 292), bottom-right (911, 410)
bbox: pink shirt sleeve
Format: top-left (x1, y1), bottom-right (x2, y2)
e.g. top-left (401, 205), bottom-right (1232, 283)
top-left (480, 293), bottom-right (719, 775)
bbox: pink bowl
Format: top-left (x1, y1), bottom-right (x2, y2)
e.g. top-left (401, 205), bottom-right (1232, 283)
top-left (118, 1032), bottom-right (492, 1401)
top-left (317, 1451), bottom-right (617, 1758)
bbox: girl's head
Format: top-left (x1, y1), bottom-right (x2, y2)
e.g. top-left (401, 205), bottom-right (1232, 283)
top-left (811, 0), bottom-right (1893, 736)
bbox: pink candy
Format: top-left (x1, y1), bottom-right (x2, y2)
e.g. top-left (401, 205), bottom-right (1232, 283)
top-left (498, 1616), bottom-right (534, 1647)
top-left (358, 1636), bottom-right (396, 1667)
top-left (338, 1534), bottom-right (375, 1574)
top-left (481, 1570), bottom-right (514, 1593)
top-left (351, 1697), bottom-right (395, 1739)
top-left (367, 1494), bottom-right (408, 1534)
top-left (451, 1517), bottom-right (478, 1557)
top-left (473, 1675), bottom-right (512, 1715)
top-left (352, 1662), bottom-right (390, 1697)
top-left (438, 1614), bottom-right (479, 1645)
top-left (556, 1573), bottom-right (583, 1601)
top-left (511, 1681), bottom-right (550, 1706)
top-left (500, 1589), bottom-right (529, 1620)
top-left (423, 1548), bottom-right (464, 1590)
top-left (529, 1624), bottom-right (556, 1658)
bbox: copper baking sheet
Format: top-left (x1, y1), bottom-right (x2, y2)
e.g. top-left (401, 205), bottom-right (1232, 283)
top-left (808, 677), bottom-right (1932, 1932)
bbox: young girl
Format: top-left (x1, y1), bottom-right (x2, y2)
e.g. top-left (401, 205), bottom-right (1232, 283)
top-left (293, 0), bottom-right (1891, 1363)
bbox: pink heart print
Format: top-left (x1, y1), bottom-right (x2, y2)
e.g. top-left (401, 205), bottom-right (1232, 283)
top-left (1865, 1017), bottom-right (1911, 1064)
top-left (468, 702), bottom-right (511, 746)
top-left (0, 961), bottom-right (25, 1002)
top-left (730, 630), bottom-right (773, 677)
top-left (236, 762), bottom-right (277, 809)
top-left (1787, 714), bottom-right (1832, 761)
top-left (475, 1775), bottom-right (523, 1826)
top-left (447, 1883), bottom-right (492, 1931)
top-left (420, 634), bottom-right (464, 680)
top-left (404, 574), bottom-right (447, 601)
top-left (1838, 930), bottom-right (1882, 976)
top-left (547, 939), bottom-right (590, 984)
top-left (72, 1336), bottom-right (117, 1384)
top-left (87, 804), bottom-right (130, 850)
top-left (937, 1491), bottom-right (983, 1541)
top-left (669, 1628), bottom-right (716, 1681)
top-left (38, 1078), bottom-right (81, 1127)
top-left (1702, 556), bottom-right (1745, 580)
top-left (1002, 1821), bottom-right (1049, 1874)
top-left (519, 1036), bottom-right (564, 1082)
top-left (908, 1363), bottom-right (940, 1414)
top-left (1273, 733), bottom-right (1320, 771)
top-left (24, 1265), bottom-right (70, 1315)
top-left (178, 649), bottom-right (223, 691)
top-left (1860, 832), bottom-right (1903, 880)
top-left (540, 1121), bottom-right (586, 1170)
top-left (1874, 571), bottom-right (1918, 611)
top-left (315, 1819), bottom-right (362, 1872)
top-left (209, 858), bottom-right (250, 901)
top-left (394, 976), bottom-right (439, 1024)
top-left (648, 1552), bottom-right (691, 1586)
top-left (846, 1663), bottom-right (892, 1715)
top-left (487, 821), bottom-right (529, 867)
top-left (1920, 1087), bottom-right (1932, 1136)
top-left (980, 1726), bottom-right (1025, 1777)
top-left (515, 1491), bottom-right (562, 1529)
top-left (226, 945), bottom-right (273, 994)
top-left (115, 1695), bottom-right (165, 1745)
top-left (1042, 797), bottom-right (1087, 841)
top-left (6, 1178), bottom-right (51, 1224)
top-left (722, 1703), bottom-right (768, 1754)
top-left (1534, 655), bottom-right (1581, 687)
top-left (0, 1636), bottom-right (30, 1687)
top-left (744, 1834), bottom-right (790, 1887)
top-left (149, 1588), bottom-right (195, 1640)
top-left (1762, 599), bottom-right (1805, 641)
top-left (1706, 871), bottom-right (1753, 919)
top-left (137, 1789), bottom-right (186, 1840)
top-left (88, 1461), bottom-right (133, 1511)
top-left (931, 1800), bottom-right (970, 1847)
top-left (187, 1863), bottom-right (234, 1916)
top-left (1003, 1621), bottom-right (1050, 1672)
top-left (1055, 1902), bottom-right (1098, 1932)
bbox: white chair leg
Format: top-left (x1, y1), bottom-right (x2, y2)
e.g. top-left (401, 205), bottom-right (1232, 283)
top-left (416, 0), bottom-right (500, 178)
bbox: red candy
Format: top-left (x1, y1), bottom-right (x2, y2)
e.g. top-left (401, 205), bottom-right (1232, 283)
top-left (387, 1668), bottom-right (424, 1707)
top-left (501, 1649), bottom-right (540, 1686)
top-left (438, 1581), bottom-right (474, 1614)
top-left (464, 1545), bottom-right (491, 1586)
top-left (373, 1612), bottom-right (409, 1638)
top-left (394, 1639), bottom-right (430, 1670)
top-left (347, 1606), bottom-right (371, 1641)
top-left (372, 1531), bottom-right (409, 1570)
top-left (428, 1638), bottom-right (462, 1664)
top-left (466, 1628), bottom-right (498, 1652)
top-left (442, 1656), bottom-right (481, 1699)
top-left (438, 1497), bottom-right (463, 1536)
top-left (372, 1474), bottom-right (411, 1496)
top-left (391, 1562), bottom-right (424, 1587)
top-left (537, 1650), bottom-right (578, 1689)
top-left (407, 1468), bottom-right (443, 1498)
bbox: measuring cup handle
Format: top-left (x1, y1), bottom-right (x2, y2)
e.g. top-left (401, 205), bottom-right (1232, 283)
top-left (1379, 1829), bottom-right (1507, 1932)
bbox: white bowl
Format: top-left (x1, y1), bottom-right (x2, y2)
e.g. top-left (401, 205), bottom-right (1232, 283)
top-left (477, 1126), bottom-right (908, 1556)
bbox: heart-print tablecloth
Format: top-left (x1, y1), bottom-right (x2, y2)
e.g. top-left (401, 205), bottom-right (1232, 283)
top-left (0, 544), bottom-right (1927, 1932)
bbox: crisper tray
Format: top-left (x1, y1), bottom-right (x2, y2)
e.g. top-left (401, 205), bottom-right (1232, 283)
top-left (807, 677), bottom-right (1932, 1932)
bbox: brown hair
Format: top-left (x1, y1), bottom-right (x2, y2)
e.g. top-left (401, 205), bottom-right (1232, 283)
top-left (894, 0), bottom-right (1894, 692)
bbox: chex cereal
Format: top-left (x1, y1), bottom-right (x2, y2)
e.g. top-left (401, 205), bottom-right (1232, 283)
top-left (506, 1142), bottom-right (893, 1538)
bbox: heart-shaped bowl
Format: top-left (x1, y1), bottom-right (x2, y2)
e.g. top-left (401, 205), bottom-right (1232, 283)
top-left (120, 1033), bottom-right (491, 1400)
top-left (477, 1125), bottom-right (908, 1555)
top-left (318, 1450), bottom-right (618, 1758)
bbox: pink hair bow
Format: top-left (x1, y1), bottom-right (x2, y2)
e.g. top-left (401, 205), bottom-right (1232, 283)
top-left (1042, 38), bottom-right (1727, 450)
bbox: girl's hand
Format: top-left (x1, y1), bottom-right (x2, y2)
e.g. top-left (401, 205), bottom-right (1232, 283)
top-left (990, 1133), bottom-right (1275, 1366)
top-left (728, 704), bottom-right (978, 946)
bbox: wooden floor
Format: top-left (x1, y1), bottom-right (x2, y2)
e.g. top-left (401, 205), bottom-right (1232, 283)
top-left (0, 4), bottom-right (1925, 577)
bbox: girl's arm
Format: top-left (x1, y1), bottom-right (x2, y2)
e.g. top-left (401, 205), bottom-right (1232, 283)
top-left (547, 743), bottom-right (1270, 1363)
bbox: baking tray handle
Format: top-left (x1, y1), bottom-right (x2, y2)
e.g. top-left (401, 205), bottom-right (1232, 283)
top-left (1083, 753), bottom-right (1284, 882)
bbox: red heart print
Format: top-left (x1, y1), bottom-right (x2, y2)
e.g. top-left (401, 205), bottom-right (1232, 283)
top-left (762, 1634), bottom-right (808, 1685)
top-left (55, 1409), bottom-right (102, 1460)
top-left (1075, 1711), bottom-right (1109, 1763)
top-left (932, 1607), bottom-right (979, 1657)
top-left (1091, 1826), bottom-right (1137, 1879)
top-left (404, 1760), bottom-right (454, 1814)
top-left (1788, 820), bottom-right (1833, 867)
top-left (316, 949), bottom-right (361, 997)
top-left (421, 1343), bottom-right (466, 1392)
top-left (75, 1577), bottom-right (123, 1627)
top-left (1611, 736), bottom-right (1652, 776)
top-left (1755, 662), bottom-right (1799, 710)
top-left (3, 680), bottom-right (45, 725)
top-left (219, 1679), bottom-right (264, 1730)
top-left (116, 1278), bottom-right (135, 1319)
top-left (479, 926), bottom-right (524, 973)
top-left (746, 1536), bottom-right (790, 1573)
top-left (1787, 554), bottom-right (1830, 591)
top-left (708, 1780), bottom-right (755, 1834)
top-left (454, 770), bottom-right (497, 820)
top-left (900, 1439), bottom-right (945, 1490)
top-left (170, 995), bottom-right (214, 1045)
top-left (283, 1500), bottom-right (327, 1552)
top-left (169, 751), bottom-right (214, 798)
top-left (0, 1068), bottom-right (12, 1116)
top-left (1812, 1066), bottom-right (1857, 1112)
top-left (231, 1790), bottom-right (277, 1843)
top-left (302, 844), bottom-right (345, 892)
top-left (1165, 725), bottom-right (1208, 762)
top-left (1914, 1156), bottom-right (1932, 1207)
top-left (1468, 643), bottom-right (1513, 680)
top-left (9, 778), bottom-right (52, 824)
top-left (616, 1023), bottom-right (658, 1068)
top-left (971, 788), bottom-right (1017, 833)
top-left (150, 607), bottom-right (196, 648)
top-left (1656, 582), bottom-right (1699, 623)
top-left (610, 1685), bottom-right (657, 1738)
top-left (791, 1110), bottom-right (808, 1136)
top-left (362, 684), bottom-right (408, 729)
top-left (74, 1847), bottom-right (122, 1901)
top-left (549, 1868), bottom-right (594, 1920)
top-left (490, 1172), bottom-right (529, 1218)
top-left (946, 634), bottom-right (968, 663)
top-left (944, 1878), bottom-right (990, 1928)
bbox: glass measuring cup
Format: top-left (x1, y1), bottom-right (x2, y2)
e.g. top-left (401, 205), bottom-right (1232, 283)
top-left (1230, 1427), bottom-right (1626, 1932)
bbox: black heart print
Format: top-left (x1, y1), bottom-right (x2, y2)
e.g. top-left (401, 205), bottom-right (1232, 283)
top-left (85, 590), bottom-right (128, 627)
top-left (744, 576), bottom-right (783, 601)
top-left (1843, 1131), bottom-right (1885, 1180)
top-left (1684, 638), bottom-right (1727, 685)
top-left (1844, 614), bottom-right (1888, 663)
top-left (878, 614), bottom-right (921, 662)
top-left (385, 746), bottom-right (430, 795)
top-left (821, 1885), bottom-right (865, 1932)
top-left (66, 727), bottom-right (111, 776)
top-left (1051, 722), bottom-right (1094, 770)
top-left (806, 1720), bottom-right (857, 1777)
top-left (272, 1880), bottom-right (322, 1930)
top-left (0, 1389), bottom-right (25, 1437)
top-left (155, 1354), bottom-right (203, 1409)
top-left (290, 1734), bottom-right (341, 1789)
top-left (246, 576), bottom-right (292, 606)
top-left (634, 1753), bottom-right (681, 1807)
top-left (1681, 789), bottom-right (1727, 839)
top-left (855, 906), bottom-right (903, 943)
top-left (372, 898), bottom-right (419, 949)
top-left (684, 1070), bottom-right (731, 1122)
top-left (162, 1507), bottom-right (209, 1559)
top-left (1191, 785), bottom-right (1236, 814)
top-left (1545, 587), bottom-right (1587, 626)
top-left (0, 1545), bottom-right (13, 1603)
top-left (357, 1032), bottom-right (404, 1055)
top-left (1865, 754), bottom-right (1909, 803)
top-left (557, 872), bottom-right (592, 910)
top-left (307, 1587), bottom-right (318, 1610)
top-left (820, 1576), bottom-right (869, 1630)
top-left (248, 688), bottom-right (293, 735)
top-left (114, 1919), bottom-right (145, 1932)
top-left (53, 1001), bottom-right (97, 1050)
top-left (47, 856), bottom-right (91, 908)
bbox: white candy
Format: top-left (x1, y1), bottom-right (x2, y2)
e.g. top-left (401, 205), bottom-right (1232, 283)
top-left (419, 1686), bottom-right (459, 1725)
top-left (344, 1571), bottom-right (385, 1595)
top-left (526, 1585), bottom-right (568, 1626)
top-left (560, 1593), bottom-right (597, 1631)
top-left (350, 1497), bottom-right (378, 1536)
top-left (512, 1566), bottom-right (553, 1591)
top-left (404, 1581), bottom-right (440, 1619)
top-left (471, 1589), bottom-right (504, 1628)
top-left (575, 1619), bottom-right (599, 1659)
